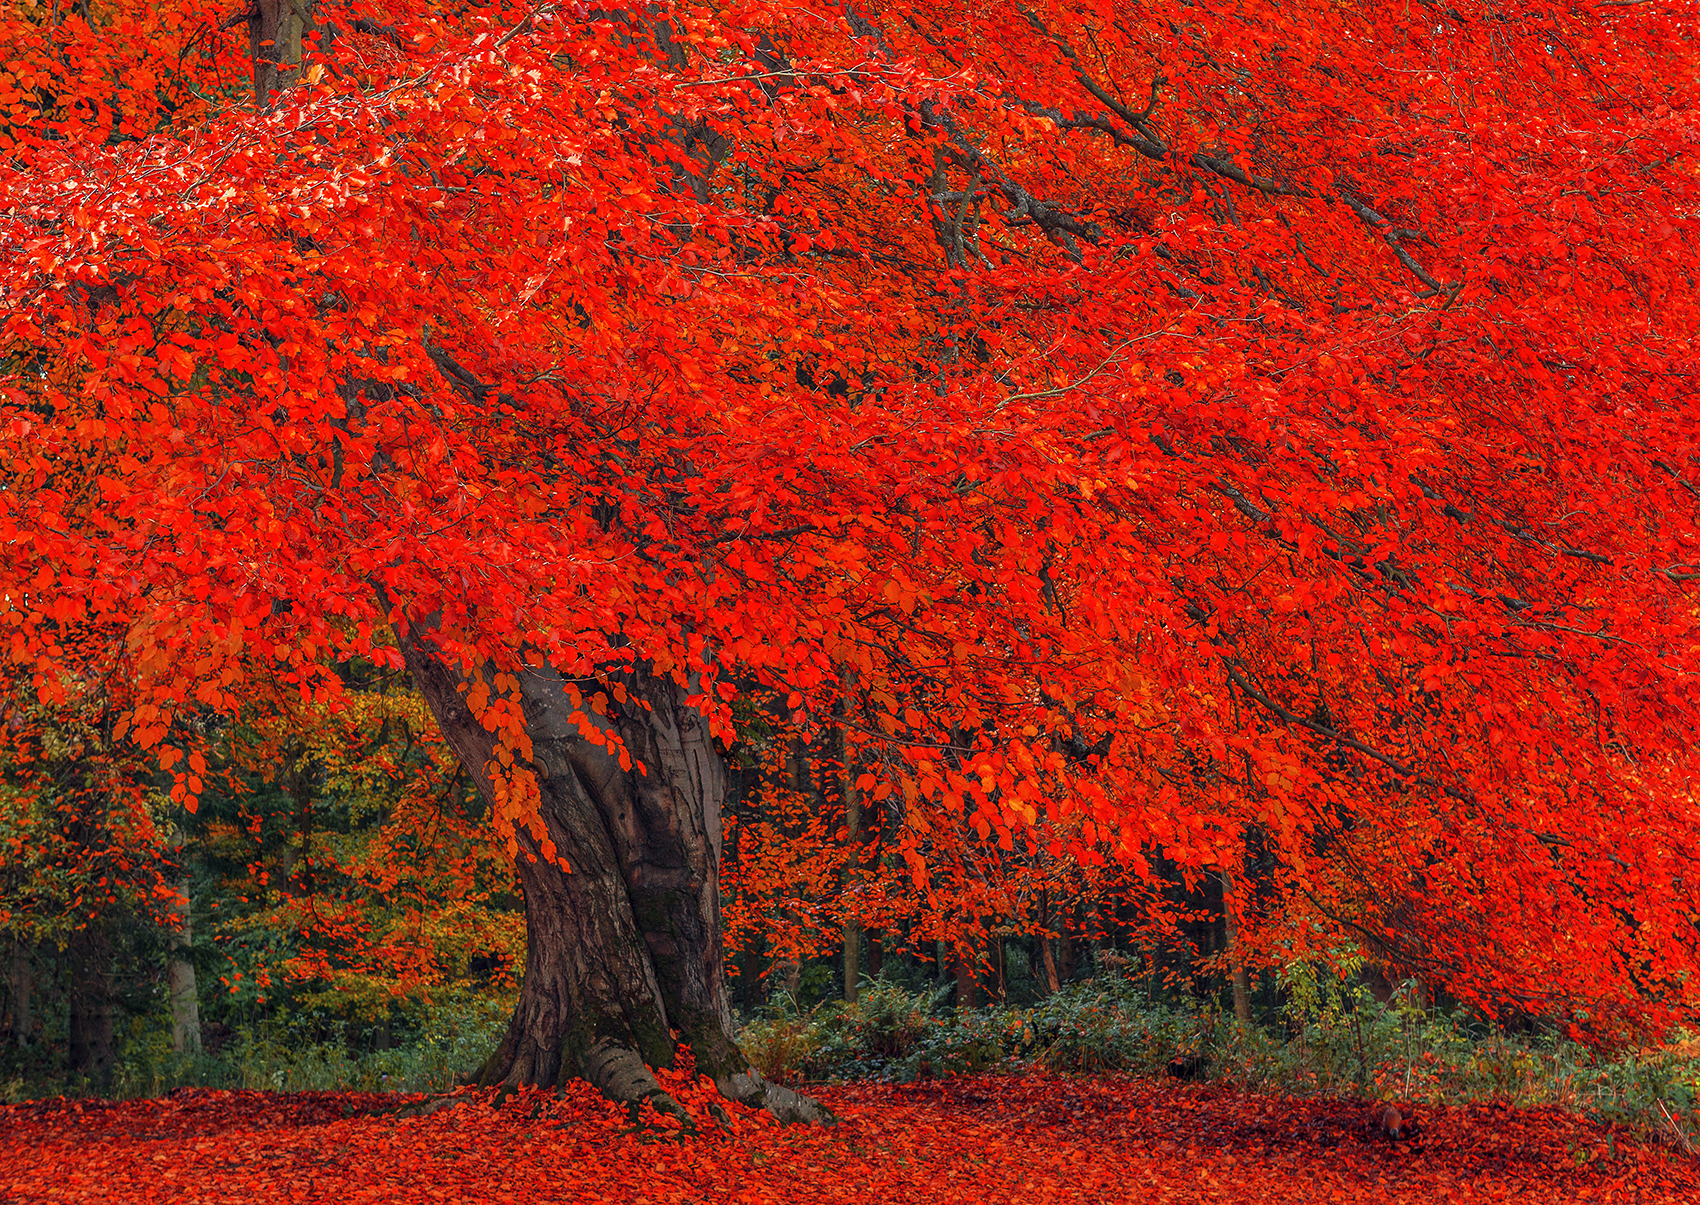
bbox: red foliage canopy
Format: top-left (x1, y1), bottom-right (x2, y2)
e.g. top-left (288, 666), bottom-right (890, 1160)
top-left (2, 0), bottom-right (1698, 1037)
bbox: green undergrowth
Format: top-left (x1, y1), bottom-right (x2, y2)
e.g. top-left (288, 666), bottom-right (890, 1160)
top-left (737, 976), bottom-right (1700, 1153)
top-left (0, 993), bottom-right (512, 1103)
top-left (7, 969), bottom-right (1696, 1158)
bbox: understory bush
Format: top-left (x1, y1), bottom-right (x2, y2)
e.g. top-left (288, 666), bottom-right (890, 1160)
top-left (1, 991), bottom-right (513, 1104)
top-left (737, 973), bottom-right (1700, 1151)
top-left (739, 978), bottom-right (1216, 1086)
top-left (739, 982), bottom-right (1006, 1084)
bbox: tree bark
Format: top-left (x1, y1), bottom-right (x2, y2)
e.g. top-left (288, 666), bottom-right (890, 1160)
top-left (841, 923), bottom-right (860, 1003)
top-left (165, 822), bottom-right (202, 1055)
top-left (1039, 935), bottom-right (1060, 995)
top-left (840, 700), bottom-right (861, 1003)
top-left (1222, 869), bottom-right (1253, 1023)
top-left (1058, 927), bottom-right (1077, 985)
top-left (955, 941), bottom-right (980, 1007)
top-left (1037, 890), bottom-right (1061, 996)
top-left (167, 886), bottom-right (202, 1055)
top-left (6, 942), bottom-right (32, 1048)
top-left (390, 615), bottom-right (828, 1124)
top-left (66, 928), bottom-right (114, 1088)
top-left (247, 0), bottom-right (316, 105)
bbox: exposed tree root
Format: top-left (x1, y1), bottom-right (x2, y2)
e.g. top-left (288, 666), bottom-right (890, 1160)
top-left (710, 1068), bottom-right (836, 1126)
top-left (584, 1037), bottom-right (696, 1127)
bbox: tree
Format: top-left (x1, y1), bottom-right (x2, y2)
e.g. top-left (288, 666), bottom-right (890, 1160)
top-left (3, 0), bottom-right (1698, 1120)
top-left (0, 624), bottom-right (178, 1084)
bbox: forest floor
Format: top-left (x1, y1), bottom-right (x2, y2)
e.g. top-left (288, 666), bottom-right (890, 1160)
top-left (0, 1069), bottom-right (1694, 1203)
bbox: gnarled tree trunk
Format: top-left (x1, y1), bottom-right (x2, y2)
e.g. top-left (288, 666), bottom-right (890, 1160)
top-left (392, 619), bottom-right (827, 1124)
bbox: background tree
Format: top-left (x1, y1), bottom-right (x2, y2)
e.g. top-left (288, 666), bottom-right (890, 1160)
top-left (0, 626), bottom-right (177, 1086)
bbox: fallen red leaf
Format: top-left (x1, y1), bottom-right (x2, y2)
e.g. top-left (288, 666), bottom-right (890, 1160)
top-left (2, 1073), bottom-right (1692, 1203)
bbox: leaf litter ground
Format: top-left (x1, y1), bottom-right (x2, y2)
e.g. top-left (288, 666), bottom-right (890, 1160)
top-left (2, 1070), bottom-right (1693, 1203)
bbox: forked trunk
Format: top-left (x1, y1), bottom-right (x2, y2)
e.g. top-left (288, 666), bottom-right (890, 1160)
top-left (393, 620), bottom-right (827, 1124)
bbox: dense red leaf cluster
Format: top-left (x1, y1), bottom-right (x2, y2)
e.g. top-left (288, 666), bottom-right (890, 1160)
top-left (3, 0), bottom-right (1700, 1052)
top-left (2, 1072), bottom-right (1693, 1202)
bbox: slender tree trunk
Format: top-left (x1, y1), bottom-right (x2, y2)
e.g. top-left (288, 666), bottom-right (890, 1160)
top-left (6, 942), bottom-right (32, 1047)
top-left (840, 692), bottom-right (860, 1003)
top-left (166, 884), bottom-right (202, 1055)
top-left (66, 928), bottom-right (114, 1088)
top-left (841, 922), bottom-right (860, 1002)
top-left (773, 740), bottom-right (811, 1006)
top-left (392, 617), bottom-right (827, 1123)
top-left (165, 821), bottom-right (202, 1055)
top-left (1038, 935), bottom-right (1060, 995)
top-left (1037, 890), bottom-right (1061, 996)
top-left (955, 941), bottom-right (980, 1007)
top-left (1222, 869), bottom-right (1252, 1023)
top-left (1057, 926), bottom-right (1077, 985)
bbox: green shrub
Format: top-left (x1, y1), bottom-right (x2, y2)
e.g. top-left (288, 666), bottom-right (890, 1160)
top-left (0, 989), bottom-right (516, 1102)
top-left (739, 981), bottom-right (1004, 1084)
top-left (737, 999), bottom-right (828, 1086)
top-left (738, 978), bottom-right (1212, 1084)
top-left (734, 969), bottom-right (1700, 1151)
top-left (1016, 980), bottom-right (1212, 1074)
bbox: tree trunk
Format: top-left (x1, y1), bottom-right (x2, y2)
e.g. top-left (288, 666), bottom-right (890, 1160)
top-left (841, 924), bottom-right (860, 1004)
top-left (6, 942), bottom-right (32, 1048)
top-left (66, 929), bottom-right (114, 1088)
top-left (1222, 869), bottom-right (1252, 1024)
top-left (1037, 890), bottom-right (1061, 996)
top-left (392, 618), bottom-right (828, 1124)
top-left (167, 883), bottom-right (202, 1055)
top-left (1057, 926), bottom-right (1077, 985)
top-left (247, 0), bottom-right (316, 105)
top-left (251, 0), bottom-right (810, 1122)
top-left (166, 823), bottom-right (202, 1055)
top-left (955, 941), bottom-right (980, 1008)
top-left (840, 706), bottom-right (860, 1003)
